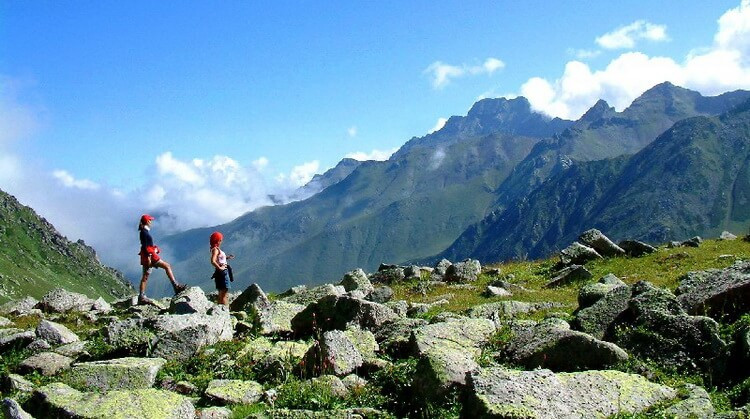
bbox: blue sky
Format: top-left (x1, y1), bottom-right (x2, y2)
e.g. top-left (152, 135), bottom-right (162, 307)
top-left (1, 0), bottom-right (749, 277)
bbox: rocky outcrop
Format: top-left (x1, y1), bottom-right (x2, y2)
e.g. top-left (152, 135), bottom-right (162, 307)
top-left (291, 295), bottom-right (398, 336)
top-left (573, 285), bottom-right (632, 339)
top-left (169, 287), bottom-right (213, 315)
top-left (578, 229), bottom-right (625, 257)
top-left (559, 243), bottom-right (602, 266)
top-left (464, 368), bottom-right (676, 418)
top-left (36, 288), bottom-right (97, 313)
top-left (67, 357), bottom-right (167, 392)
top-left (444, 259), bottom-right (481, 283)
top-left (150, 305), bottom-right (234, 361)
top-left (339, 269), bottom-right (374, 295)
top-left (675, 260), bottom-right (750, 321)
top-left (618, 240), bottom-right (657, 257)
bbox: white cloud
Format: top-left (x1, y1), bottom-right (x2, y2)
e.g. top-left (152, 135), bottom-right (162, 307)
top-left (0, 76), bottom-right (40, 146)
top-left (429, 117), bottom-right (448, 133)
top-left (287, 160), bottom-right (320, 187)
top-left (252, 157), bottom-right (269, 171)
top-left (347, 126), bottom-right (358, 138)
top-left (345, 148), bottom-right (397, 161)
top-left (522, 1), bottom-right (750, 120)
top-left (596, 20), bottom-right (669, 50)
top-left (52, 170), bottom-right (100, 190)
top-left (568, 48), bottom-right (602, 59)
top-left (429, 148), bottom-right (447, 170)
top-left (424, 57), bottom-right (505, 89)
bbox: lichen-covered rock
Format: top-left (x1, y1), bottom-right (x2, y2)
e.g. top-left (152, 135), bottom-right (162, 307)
top-left (278, 283), bottom-right (346, 306)
top-left (3, 374), bottom-right (34, 393)
top-left (19, 352), bottom-right (73, 376)
top-left (343, 328), bottom-right (379, 361)
top-left (663, 384), bottom-right (714, 418)
top-left (229, 283), bottom-right (271, 313)
top-left (485, 286), bottom-right (512, 297)
top-left (369, 267), bottom-right (406, 284)
top-left (238, 337), bottom-right (311, 382)
top-left (374, 318), bottom-right (428, 357)
top-left (37, 288), bottom-right (96, 313)
top-left (546, 265), bottom-right (593, 288)
top-left (577, 274), bottom-right (627, 310)
top-left (1, 398), bottom-right (33, 419)
top-left (432, 259), bottom-right (452, 280)
top-left (559, 242), bottom-right (602, 266)
top-left (245, 408), bottom-right (386, 418)
top-left (312, 375), bottom-right (348, 397)
top-left (503, 319), bottom-right (628, 371)
top-left (574, 285), bottom-right (632, 339)
top-left (464, 367), bottom-right (676, 419)
top-left (29, 382), bottom-right (195, 419)
top-left (36, 319), bottom-right (80, 345)
top-left (151, 305), bottom-right (234, 361)
top-left (366, 286), bottom-right (394, 304)
top-left (409, 317), bottom-right (495, 357)
top-left (0, 297), bottom-right (38, 315)
top-left (91, 297), bottom-right (113, 313)
top-left (25, 338), bottom-right (52, 353)
top-left (578, 229), bottom-right (625, 257)
top-left (291, 295), bottom-right (398, 336)
top-left (170, 286), bottom-right (213, 315)
top-left (466, 301), bottom-right (558, 321)
top-left (0, 328), bottom-right (36, 351)
top-left (675, 260), bottom-right (750, 321)
top-left (56, 340), bottom-right (89, 358)
top-left (618, 240), bottom-right (657, 257)
top-left (340, 269), bottom-right (374, 294)
top-left (0, 316), bottom-right (11, 327)
top-left (302, 330), bottom-right (364, 377)
top-left (196, 406), bottom-right (232, 419)
top-left (67, 357), bottom-right (167, 392)
top-left (341, 374), bottom-right (368, 392)
top-left (444, 259), bottom-right (481, 283)
top-left (103, 318), bottom-right (156, 356)
top-left (720, 231), bottom-right (738, 240)
top-left (204, 379), bottom-right (263, 405)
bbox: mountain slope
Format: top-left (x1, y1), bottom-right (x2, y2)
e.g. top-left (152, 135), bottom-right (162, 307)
top-left (163, 98), bottom-right (572, 294)
top-left (0, 189), bottom-right (133, 303)
top-left (439, 97), bottom-right (750, 263)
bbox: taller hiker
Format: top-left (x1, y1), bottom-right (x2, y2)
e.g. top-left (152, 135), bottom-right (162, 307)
top-left (138, 214), bottom-right (186, 304)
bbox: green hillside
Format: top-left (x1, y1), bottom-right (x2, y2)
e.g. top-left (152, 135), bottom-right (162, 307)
top-left (0, 189), bottom-right (133, 304)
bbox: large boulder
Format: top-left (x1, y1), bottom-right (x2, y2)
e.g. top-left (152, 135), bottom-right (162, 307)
top-left (559, 242), bottom-right (602, 266)
top-left (302, 330), bottom-right (364, 377)
top-left (0, 297), bottom-right (38, 315)
top-left (466, 301), bottom-right (558, 321)
top-left (1, 398), bottom-right (33, 419)
top-left (19, 352), bottom-right (73, 376)
top-left (502, 319), bottom-right (628, 371)
top-left (340, 269), bottom-right (374, 295)
top-left (366, 286), bottom-right (394, 304)
top-left (444, 259), bottom-right (481, 283)
top-left (675, 261), bottom-right (750, 321)
top-left (229, 283), bottom-right (305, 335)
top-left (238, 337), bottom-right (311, 380)
top-left (204, 379), bottom-right (264, 405)
top-left (663, 384), bottom-right (714, 418)
top-left (618, 240), bottom-right (657, 257)
top-left (291, 295), bottom-right (398, 336)
top-left (374, 318), bottom-right (428, 357)
top-left (278, 284), bottom-right (346, 306)
top-left (573, 285), bottom-right (632, 339)
top-left (464, 367), bottom-right (676, 418)
top-left (578, 229), bottom-right (625, 257)
top-left (102, 318), bottom-right (156, 356)
top-left (28, 382), bottom-right (194, 419)
top-left (369, 267), bottom-right (406, 284)
top-left (546, 265), bottom-right (593, 288)
top-left (36, 288), bottom-right (96, 313)
top-left (0, 329), bottom-right (36, 352)
top-left (67, 357), bottom-right (167, 392)
top-left (150, 305), bottom-right (234, 361)
top-left (577, 275), bottom-right (626, 310)
top-left (36, 320), bottom-right (80, 345)
top-left (170, 287), bottom-right (213, 315)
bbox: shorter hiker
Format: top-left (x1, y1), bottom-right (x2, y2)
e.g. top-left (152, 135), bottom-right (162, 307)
top-left (138, 214), bottom-right (186, 305)
top-left (210, 231), bottom-right (234, 305)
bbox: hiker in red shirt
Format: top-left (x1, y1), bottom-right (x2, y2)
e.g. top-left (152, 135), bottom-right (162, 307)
top-left (138, 214), bottom-right (186, 304)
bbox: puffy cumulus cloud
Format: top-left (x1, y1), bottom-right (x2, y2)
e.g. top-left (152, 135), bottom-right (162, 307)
top-left (252, 157), bottom-right (269, 171)
top-left (568, 48), bottom-right (601, 60)
top-left (424, 57), bottom-right (505, 89)
top-left (52, 170), bottom-right (101, 190)
top-left (276, 160), bottom-right (321, 188)
top-left (429, 117), bottom-right (448, 134)
top-left (345, 148), bottom-right (397, 161)
top-left (347, 126), bottom-right (358, 138)
top-left (521, 1), bottom-right (750, 120)
top-left (596, 20), bottom-right (669, 50)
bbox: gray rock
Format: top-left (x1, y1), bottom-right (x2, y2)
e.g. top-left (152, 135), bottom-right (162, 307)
top-left (1, 398), bottom-right (33, 419)
top-left (684, 236), bottom-right (703, 247)
top-left (578, 229), bottom-right (625, 257)
top-left (369, 267), bottom-right (406, 284)
top-left (291, 295), bottom-right (398, 336)
top-left (340, 269), bottom-right (374, 294)
top-left (36, 319), bottom-right (80, 345)
top-left (464, 367), bottom-right (676, 418)
top-left (676, 261), bottom-right (750, 321)
top-left (19, 351), bottom-right (73, 376)
top-left (279, 283), bottom-right (346, 306)
top-left (546, 265), bottom-right (593, 288)
top-left (341, 374), bottom-right (368, 392)
top-left (91, 297), bottom-right (113, 313)
top-left (485, 286), bottom-right (512, 297)
top-left (196, 406), bottom-right (232, 419)
top-left (559, 242), bottom-right (602, 266)
top-left (403, 265), bottom-right (426, 280)
top-left (409, 317), bottom-right (495, 357)
top-left (574, 285), bottom-right (632, 339)
top-left (229, 283), bottom-right (270, 313)
top-left (374, 318), bottom-right (428, 357)
top-left (103, 318), bottom-right (156, 356)
top-left (0, 297), bottom-right (38, 315)
top-left (444, 259), bottom-right (481, 283)
top-left (433, 259), bottom-right (452, 279)
top-left (204, 379), bottom-right (263, 405)
top-left (663, 384), bottom-right (714, 418)
top-left (503, 319), bottom-right (628, 371)
top-left (0, 316), bottom-right (11, 327)
top-left (151, 306), bottom-right (234, 361)
top-left (67, 357), bottom-right (167, 392)
top-left (312, 375), bottom-right (348, 397)
top-left (366, 286), bottom-right (394, 304)
top-left (28, 382), bottom-right (194, 418)
top-left (385, 300), bottom-right (409, 317)
top-left (238, 337), bottom-right (311, 381)
top-left (55, 340), bottom-right (89, 358)
top-left (618, 240), bottom-right (657, 257)
top-left (466, 301), bottom-right (557, 321)
top-left (3, 374), bottom-right (34, 393)
top-left (25, 339), bottom-right (52, 353)
top-left (0, 328), bottom-right (36, 351)
top-left (720, 231), bottom-right (738, 240)
top-left (37, 288), bottom-right (96, 313)
top-left (170, 286), bottom-right (213, 315)
top-left (229, 283), bottom-right (304, 335)
top-left (303, 330), bottom-right (364, 377)
top-left (577, 275), bottom-right (626, 309)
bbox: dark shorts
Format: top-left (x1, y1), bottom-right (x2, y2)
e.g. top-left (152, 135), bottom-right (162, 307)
top-left (213, 269), bottom-right (230, 291)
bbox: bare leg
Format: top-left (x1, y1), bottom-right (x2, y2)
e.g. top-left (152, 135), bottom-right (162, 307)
top-left (218, 289), bottom-right (228, 305)
top-left (139, 267), bottom-right (150, 296)
top-left (155, 260), bottom-right (179, 287)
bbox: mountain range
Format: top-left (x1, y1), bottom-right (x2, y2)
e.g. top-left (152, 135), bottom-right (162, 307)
top-left (161, 82), bottom-right (750, 295)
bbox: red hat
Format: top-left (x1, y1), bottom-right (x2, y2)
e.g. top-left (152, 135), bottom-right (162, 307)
top-left (210, 231), bottom-right (223, 247)
top-left (140, 214), bottom-right (155, 224)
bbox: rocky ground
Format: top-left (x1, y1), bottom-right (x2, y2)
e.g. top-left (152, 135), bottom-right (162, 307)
top-left (2, 229), bottom-right (750, 418)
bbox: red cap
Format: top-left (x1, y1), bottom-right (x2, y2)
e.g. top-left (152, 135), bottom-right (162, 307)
top-left (140, 214), bottom-right (155, 224)
top-left (210, 231), bottom-right (223, 248)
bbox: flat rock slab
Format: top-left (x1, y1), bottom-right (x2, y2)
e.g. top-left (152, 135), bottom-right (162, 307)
top-left (29, 382), bottom-right (194, 419)
top-left (19, 352), bottom-right (73, 376)
top-left (546, 265), bottom-right (592, 288)
top-left (36, 319), bottom-right (80, 345)
top-left (465, 368), bottom-right (676, 418)
top-left (67, 357), bottom-right (167, 392)
top-left (205, 379), bottom-right (264, 405)
top-left (676, 261), bottom-right (750, 321)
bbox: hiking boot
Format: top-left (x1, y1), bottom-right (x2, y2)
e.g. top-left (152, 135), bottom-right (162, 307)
top-left (173, 283), bottom-right (188, 294)
top-left (137, 295), bottom-right (154, 305)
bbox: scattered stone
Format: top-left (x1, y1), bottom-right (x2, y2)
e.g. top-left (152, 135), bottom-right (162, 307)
top-left (444, 259), bottom-right (481, 283)
top-left (618, 240), bottom-right (657, 257)
top-left (340, 269), bottom-right (374, 294)
top-left (19, 352), bottom-right (73, 376)
top-left (546, 265), bottom-right (593, 288)
top-left (0, 297), bottom-right (38, 315)
top-left (25, 339), bottom-right (52, 353)
top-left (577, 274), bottom-right (626, 309)
top-left (313, 375), bottom-right (348, 397)
top-left (466, 301), bottom-right (559, 321)
top-left (1, 398), bottom-right (33, 419)
top-left (403, 265), bottom-right (425, 280)
top-left (196, 406), bottom-right (232, 419)
top-left (574, 285), bottom-right (632, 339)
top-left (369, 267), bottom-right (406, 284)
top-left (432, 259), bottom-right (452, 280)
top-left (302, 330), bottom-right (364, 377)
top-left (676, 261), bottom-right (750, 321)
top-left (175, 381), bottom-right (198, 395)
top-left (3, 374), bottom-right (34, 393)
top-left (0, 329), bottom-right (36, 351)
top-left (36, 319), bottom-right (80, 345)
top-left (559, 242), bottom-right (602, 266)
top-left (366, 286), bottom-right (394, 304)
top-left (484, 286), bottom-right (512, 297)
top-left (719, 254), bottom-right (736, 260)
top-left (67, 357), bottom-right (167, 392)
top-left (341, 374), bottom-right (368, 392)
top-left (670, 236), bottom-right (703, 248)
top-left (28, 382), bottom-right (195, 418)
top-left (385, 300), bottom-right (409, 318)
top-left (37, 288), bottom-right (96, 313)
top-left (484, 268), bottom-right (502, 277)
top-left (578, 229), bottom-right (625, 257)
top-left (0, 316), bottom-right (11, 327)
top-left (663, 384), bottom-right (714, 418)
top-left (151, 305), bottom-right (234, 361)
top-left (720, 231), bottom-right (738, 241)
top-left (91, 297), bottom-right (113, 313)
top-left (204, 379), bottom-right (264, 405)
top-left (374, 318), bottom-right (428, 357)
top-left (278, 283), bottom-right (346, 306)
top-left (170, 286), bottom-right (213, 315)
top-left (291, 295), bottom-right (398, 336)
top-left (464, 367), bottom-right (676, 418)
